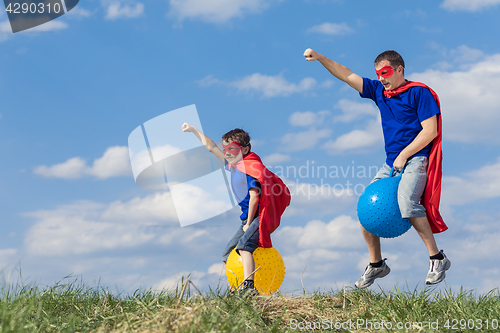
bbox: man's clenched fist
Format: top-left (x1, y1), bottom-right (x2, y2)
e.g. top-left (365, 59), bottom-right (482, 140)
top-left (304, 48), bottom-right (321, 61)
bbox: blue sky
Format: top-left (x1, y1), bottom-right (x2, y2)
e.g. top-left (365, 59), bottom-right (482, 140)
top-left (1, 0), bottom-right (500, 294)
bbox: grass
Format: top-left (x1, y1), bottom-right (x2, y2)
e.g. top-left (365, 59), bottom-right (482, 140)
top-left (1, 276), bottom-right (499, 332)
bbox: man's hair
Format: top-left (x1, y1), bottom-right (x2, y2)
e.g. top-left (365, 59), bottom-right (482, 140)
top-left (374, 50), bottom-right (405, 69)
top-left (222, 128), bottom-right (251, 150)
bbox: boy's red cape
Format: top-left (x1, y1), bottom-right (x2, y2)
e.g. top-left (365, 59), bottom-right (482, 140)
top-left (384, 81), bottom-right (448, 233)
top-left (230, 152), bottom-right (291, 247)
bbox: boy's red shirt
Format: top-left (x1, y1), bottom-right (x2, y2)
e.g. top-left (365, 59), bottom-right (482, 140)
top-left (229, 152), bottom-right (291, 247)
top-left (384, 81), bottom-right (448, 233)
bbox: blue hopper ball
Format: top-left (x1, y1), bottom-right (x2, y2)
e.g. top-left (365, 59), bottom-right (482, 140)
top-left (357, 167), bottom-right (412, 238)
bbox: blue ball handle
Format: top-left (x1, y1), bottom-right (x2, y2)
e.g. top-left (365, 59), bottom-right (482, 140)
top-left (389, 166), bottom-right (405, 178)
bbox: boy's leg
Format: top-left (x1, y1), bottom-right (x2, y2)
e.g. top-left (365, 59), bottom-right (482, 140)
top-left (222, 224), bottom-right (245, 263)
top-left (240, 250), bottom-right (256, 280)
top-left (235, 217), bottom-right (260, 281)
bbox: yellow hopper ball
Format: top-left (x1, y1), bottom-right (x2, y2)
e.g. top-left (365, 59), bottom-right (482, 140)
top-left (225, 247), bottom-right (286, 295)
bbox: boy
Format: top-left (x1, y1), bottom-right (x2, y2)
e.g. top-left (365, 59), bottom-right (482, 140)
top-left (182, 122), bottom-right (291, 295)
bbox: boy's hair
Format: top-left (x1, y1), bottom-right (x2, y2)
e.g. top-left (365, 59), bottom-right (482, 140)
top-left (374, 50), bottom-right (405, 69)
top-left (222, 128), bottom-right (251, 151)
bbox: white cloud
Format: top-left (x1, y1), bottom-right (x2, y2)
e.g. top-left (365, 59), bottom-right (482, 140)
top-left (284, 101), bottom-right (381, 155)
top-left (34, 146), bottom-right (132, 180)
top-left (333, 99), bottom-right (378, 123)
top-left (281, 180), bottom-right (357, 217)
top-left (280, 128), bottom-right (331, 152)
top-left (34, 157), bottom-right (87, 179)
top-left (67, 7), bottom-right (94, 19)
top-left (0, 249), bottom-right (18, 267)
top-left (409, 54), bottom-right (500, 143)
top-left (104, 1), bottom-right (144, 20)
top-left (20, 21), bottom-right (68, 33)
top-left (91, 146), bottom-right (134, 179)
top-left (276, 216), bottom-right (364, 249)
top-left (441, 0), bottom-right (500, 11)
top-left (262, 153), bottom-right (291, 165)
top-left (288, 110), bottom-right (330, 127)
top-left (168, 0), bottom-right (273, 24)
top-left (0, 19), bottom-right (67, 42)
top-left (232, 73), bottom-right (317, 98)
top-left (25, 215), bottom-right (155, 256)
top-left (208, 263), bottom-right (224, 275)
top-left (436, 213), bottom-right (500, 292)
top-left (449, 45), bottom-right (484, 64)
top-left (22, 183), bottom-right (244, 256)
top-left (271, 215), bottom-right (367, 289)
top-left (306, 22), bottom-right (353, 35)
top-left (100, 193), bottom-right (178, 222)
top-left (323, 118), bottom-right (383, 153)
top-left (320, 79), bottom-right (335, 89)
top-left (198, 73), bottom-right (333, 98)
top-left (196, 75), bottom-right (220, 87)
top-left (153, 267), bottom-right (225, 292)
top-left (22, 193), bottom-right (176, 256)
top-left (168, 182), bottom-right (238, 226)
top-left (442, 157), bottom-right (500, 206)
top-left (434, 45), bottom-right (486, 70)
top-left (0, 20), bottom-right (13, 33)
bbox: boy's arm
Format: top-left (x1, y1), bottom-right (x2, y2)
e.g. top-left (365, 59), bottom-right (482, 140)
top-left (393, 115), bottom-right (438, 171)
top-left (182, 123), bottom-right (225, 162)
top-left (243, 188), bottom-right (259, 232)
top-left (304, 48), bottom-right (363, 94)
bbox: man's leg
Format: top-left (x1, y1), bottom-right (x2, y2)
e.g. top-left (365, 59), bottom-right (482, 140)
top-left (362, 162), bottom-right (391, 263)
top-left (361, 225), bottom-right (382, 263)
top-left (409, 216), bottom-right (439, 256)
top-left (399, 156), bottom-right (451, 284)
top-left (355, 163), bottom-right (392, 289)
top-left (356, 225), bottom-right (390, 289)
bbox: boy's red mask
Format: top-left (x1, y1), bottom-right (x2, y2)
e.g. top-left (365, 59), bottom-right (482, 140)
top-left (222, 142), bottom-right (242, 155)
top-left (376, 65), bottom-right (397, 78)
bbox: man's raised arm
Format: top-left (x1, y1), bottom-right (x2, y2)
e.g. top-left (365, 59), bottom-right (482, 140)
top-left (304, 48), bottom-right (363, 94)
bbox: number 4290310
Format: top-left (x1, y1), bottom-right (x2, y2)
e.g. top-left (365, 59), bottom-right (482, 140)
top-left (444, 318), bottom-right (499, 330)
top-left (5, 2), bottom-right (62, 14)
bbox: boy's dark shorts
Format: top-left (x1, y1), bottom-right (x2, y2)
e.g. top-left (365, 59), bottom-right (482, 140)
top-left (221, 217), bottom-right (259, 262)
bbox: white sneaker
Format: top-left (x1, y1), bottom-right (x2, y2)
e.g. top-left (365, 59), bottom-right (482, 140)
top-left (425, 250), bottom-right (451, 285)
top-left (355, 259), bottom-right (390, 289)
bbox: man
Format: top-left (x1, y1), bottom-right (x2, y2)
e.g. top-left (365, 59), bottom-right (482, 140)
top-left (304, 48), bottom-right (450, 288)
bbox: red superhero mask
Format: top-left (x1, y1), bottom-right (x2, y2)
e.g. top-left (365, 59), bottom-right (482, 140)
top-left (222, 142), bottom-right (242, 155)
top-left (376, 65), bottom-right (397, 78)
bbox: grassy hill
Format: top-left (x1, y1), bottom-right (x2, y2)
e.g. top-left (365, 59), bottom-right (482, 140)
top-left (1, 277), bottom-right (499, 332)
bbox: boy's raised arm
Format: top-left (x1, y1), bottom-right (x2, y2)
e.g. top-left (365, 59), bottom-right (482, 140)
top-left (182, 122), bottom-right (225, 162)
top-left (304, 48), bottom-right (363, 94)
